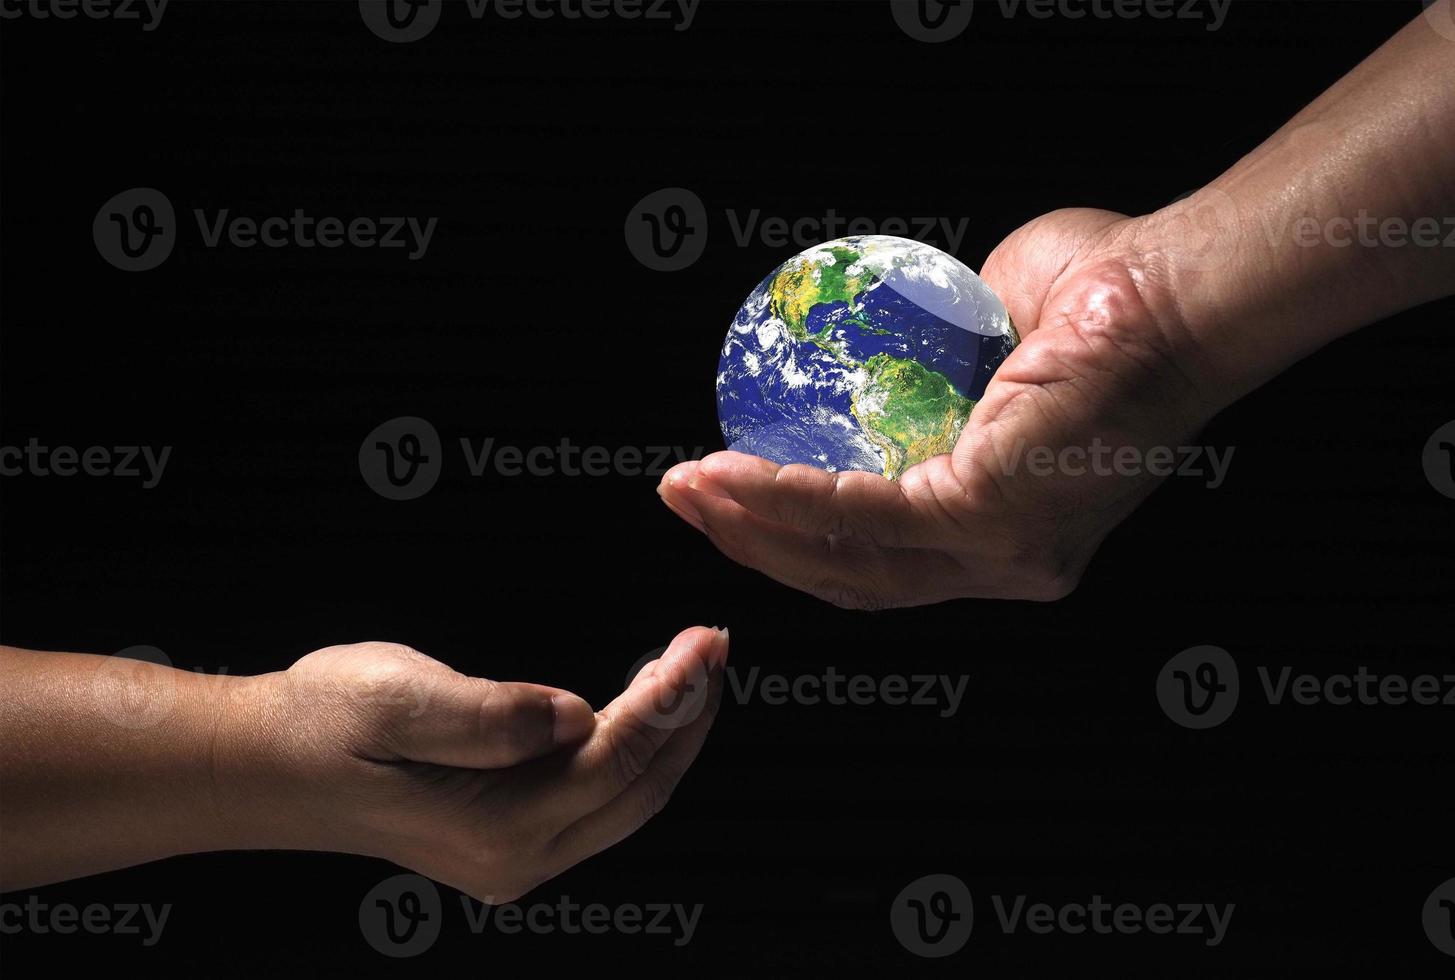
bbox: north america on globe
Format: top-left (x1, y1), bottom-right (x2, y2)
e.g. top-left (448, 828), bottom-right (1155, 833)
top-left (716, 235), bottom-right (1019, 480)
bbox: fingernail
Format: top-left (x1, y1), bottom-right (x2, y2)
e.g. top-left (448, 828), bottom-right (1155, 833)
top-left (686, 473), bottom-right (733, 499)
top-left (551, 694), bottom-right (595, 744)
top-left (711, 626), bottom-right (730, 665)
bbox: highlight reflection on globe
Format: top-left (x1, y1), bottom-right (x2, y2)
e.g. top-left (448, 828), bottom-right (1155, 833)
top-left (716, 236), bottom-right (1018, 480)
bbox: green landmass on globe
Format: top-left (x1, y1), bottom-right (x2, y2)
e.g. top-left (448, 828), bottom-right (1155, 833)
top-left (852, 353), bottom-right (973, 480)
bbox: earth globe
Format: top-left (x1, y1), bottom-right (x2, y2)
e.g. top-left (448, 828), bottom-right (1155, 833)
top-left (716, 235), bottom-right (1018, 480)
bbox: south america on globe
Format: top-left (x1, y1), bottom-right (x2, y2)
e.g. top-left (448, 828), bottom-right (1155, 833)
top-left (716, 235), bottom-right (1018, 480)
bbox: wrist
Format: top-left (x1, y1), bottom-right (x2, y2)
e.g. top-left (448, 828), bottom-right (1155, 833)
top-left (204, 668), bottom-right (333, 855)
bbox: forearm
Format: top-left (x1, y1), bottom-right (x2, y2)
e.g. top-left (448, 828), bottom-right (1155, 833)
top-left (1135, 3), bottom-right (1455, 404)
top-left (0, 646), bottom-right (273, 888)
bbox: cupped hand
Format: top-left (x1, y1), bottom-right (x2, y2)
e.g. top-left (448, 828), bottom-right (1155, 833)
top-left (659, 209), bottom-right (1217, 608)
top-left (217, 627), bottom-right (728, 902)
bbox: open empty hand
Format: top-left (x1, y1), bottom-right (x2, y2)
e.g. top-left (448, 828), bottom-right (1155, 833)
top-left (1, 627), bottom-right (729, 901)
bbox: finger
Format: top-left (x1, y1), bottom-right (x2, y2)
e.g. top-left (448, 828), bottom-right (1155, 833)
top-left (662, 482), bottom-right (964, 609)
top-left (510, 626), bottom-right (729, 825)
top-left (662, 478), bottom-right (838, 587)
top-left (543, 654), bottom-right (725, 871)
top-left (386, 674), bottom-right (596, 770)
top-left (660, 452), bottom-right (947, 549)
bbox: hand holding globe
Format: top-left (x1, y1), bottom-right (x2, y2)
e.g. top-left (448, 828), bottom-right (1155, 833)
top-left (662, 2), bottom-right (1455, 610)
top-left (660, 207), bottom-right (1204, 608)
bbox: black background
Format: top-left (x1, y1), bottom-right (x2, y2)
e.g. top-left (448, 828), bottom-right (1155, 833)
top-left (2, 0), bottom-right (1453, 974)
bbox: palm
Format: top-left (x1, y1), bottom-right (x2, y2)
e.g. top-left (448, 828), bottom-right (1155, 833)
top-left (244, 631), bottom-right (728, 903)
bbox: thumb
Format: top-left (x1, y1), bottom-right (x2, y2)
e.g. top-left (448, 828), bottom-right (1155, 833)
top-left (380, 671), bottom-right (596, 770)
top-left (980, 207), bottom-right (1130, 336)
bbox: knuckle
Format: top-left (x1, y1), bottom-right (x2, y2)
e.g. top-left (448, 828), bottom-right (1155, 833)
top-left (353, 662), bottom-right (428, 712)
top-left (330, 643), bottom-right (437, 701)
top-left (356, 641), bottom-right (429, 664)
top-left (774, 465), bottom-right (850, 536)
top-left (1048, 257), bottom-right (1200, 405)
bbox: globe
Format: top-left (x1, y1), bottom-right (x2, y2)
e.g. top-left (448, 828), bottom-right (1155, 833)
top-left (716, 235), bottom-right (1018, 480)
